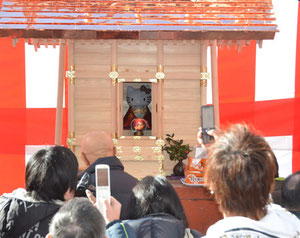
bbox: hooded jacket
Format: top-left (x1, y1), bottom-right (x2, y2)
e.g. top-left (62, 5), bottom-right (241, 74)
top-left (205, 204), bottom-right (300, 238)
top-left (81, 156), bottom-right (138, 220)
top-left (0, 188), bottom-right (62, 238)
top-left (106, 213), bottom-right (203, 238)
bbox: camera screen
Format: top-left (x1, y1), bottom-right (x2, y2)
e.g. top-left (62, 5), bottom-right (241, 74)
top-left (201, 105), bottom-right (215, 129)
top-left (97, 168), bottom-right (108, 186)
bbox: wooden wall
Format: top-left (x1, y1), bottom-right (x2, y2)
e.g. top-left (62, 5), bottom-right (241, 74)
top-left (70, 40), bottom-right (203, 176)
top-left (164, 41), bottom-right (201, 147)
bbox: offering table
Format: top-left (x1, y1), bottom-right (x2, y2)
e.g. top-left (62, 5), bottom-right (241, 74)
top-left (169, 179), bottom-right (223, 235)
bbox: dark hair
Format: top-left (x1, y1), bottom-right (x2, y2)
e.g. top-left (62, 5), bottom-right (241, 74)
top-left (25, 146), bottom-right (78, 201)
top-left (49, 197), bottom-right (106, 238)
top-left (128, 175), bottom-right (188, 227)
top-left (204, 124), bottom-right (276, 220)
top-left (282, 171), bottom-right (300, 211)
top-left (273, 153), bottom-right (279, 178)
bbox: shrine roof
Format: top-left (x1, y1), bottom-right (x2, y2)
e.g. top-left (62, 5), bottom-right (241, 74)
top-left (0, 0), bottom-right (278, 40)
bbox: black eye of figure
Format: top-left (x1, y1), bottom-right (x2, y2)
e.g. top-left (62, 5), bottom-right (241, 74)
top-left (131, 98), bottom-right (133, 101)
top-left (143, 98), bottom-right (146, 101)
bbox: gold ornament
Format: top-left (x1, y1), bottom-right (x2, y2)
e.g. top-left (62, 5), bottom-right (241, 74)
top-left (109, 71), bottom-right (119, 79)
top-left (134, 155), bottom-right (144, 161)
top-left (67, 132), bottom-right (76, 152)
top-left (112, 139), bottom-right (118, 145)
top-left (157, 155), bottom-right (165, 175)
top-left (155, 138), bottom-right (165, 147)
top-left (118, 78), bottom-right (125, 83)
top-left (66, 65), bottom-right (75, 85)
top-left (200, 79), bottom-right (207, 87)
top-left (116, 146), bottom-right (123, 153)
top-left (200, 72), bottom-right (210, 80)
top-left (133, 108), bottom-right (147, 114)
top-left (133, 146), bottom-right (142, 153)
top-left (155, 72), bottom-right (165, 80)
top-left (149, 78), bottom-right (158, 83)
top-left (152, 147), bottom-right (161, 154)
top-left (109, 65), bottom-right (119, 86)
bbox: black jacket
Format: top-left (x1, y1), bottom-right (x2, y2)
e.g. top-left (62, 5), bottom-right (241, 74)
top-left (0, 188), bottom-right (61, 238)
top-left (106, 213), bottom-right (203, 238)
top-left (82, 156), bottom-right (138, 219)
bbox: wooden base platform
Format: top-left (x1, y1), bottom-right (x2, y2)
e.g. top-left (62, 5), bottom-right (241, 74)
top-left (169, 179), bottom-right (223, 235)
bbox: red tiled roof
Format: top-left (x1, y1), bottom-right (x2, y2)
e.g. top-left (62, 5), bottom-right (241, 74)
top-left (0, 0), bottom-right (278, 40)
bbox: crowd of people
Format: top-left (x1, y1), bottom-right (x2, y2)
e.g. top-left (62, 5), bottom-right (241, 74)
top-left (0, 124), bottom-right (300, 238)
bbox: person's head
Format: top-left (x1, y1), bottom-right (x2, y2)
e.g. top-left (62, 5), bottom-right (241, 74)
top-left (47, 197), bottom-right (106, 238)
top-left (81, 130), bottom-right (114, 166)
top-left (281, 171), bottom-right (300, 212)
top-left (129, 175), bottom-right (188, 227)
top-left (26, 146), bottom-right (78, 202)
top-left (204, 124), bottom-right (276, 220)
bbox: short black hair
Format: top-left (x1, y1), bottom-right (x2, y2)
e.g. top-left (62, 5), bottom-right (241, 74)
top-left (25, 146), bottom-right (78, 201)
top-left (282, 171), bottom-right (300, 211)
top-left (49, 197), bottom-right (106, 238)
top-left (128, 175), bottom-right (188, 227)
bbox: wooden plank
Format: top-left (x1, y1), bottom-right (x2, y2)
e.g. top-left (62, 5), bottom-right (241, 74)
top-left (75, 122), bottom-right (111, 135)
top-left (165, 54), bottom-right (200, 66)
top-left (55, 42), bottom-right (66, 145)
top-left (200, 42), bottom-right (208, 106)
top-left (68, 40), bottom-right (75, 136)
top-left (164, 90), bottom-right (201, 100)
top-left (74, 42), bottom-right (111, 54)
top-left (75, 111), bottom-right (111, 123)
top-left (118, 53), bottom-right (156, 66)
top-left (75, 79), bottom-right (111, 99)
top-left (111, 39), bottom-right (118, 134)
top-left (118, 65), bottom-right (156, 74)
top-left (163, 101), bottom-right (200, 111)
top-left (164, 43), bottom-right (201, 54)
top-left (75, 99), bottom-right (111, 111)
top-left (75, 53), bottom-right (111, 65)
top-left (157, 40), bottom-right (164, 138)
top-left (118, 41), bottom-right (156, 54)
top-left (211, 40), bottom-right (220, 128)
top-left (121, 161), bottom-right (162, 179)
top-left (164, 65), bottom-right (200, 73)
top-left (163, 79), bottom-right (200, 89)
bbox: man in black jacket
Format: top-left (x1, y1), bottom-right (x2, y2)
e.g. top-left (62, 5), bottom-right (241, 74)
top-left (80, 130), bottom-right (138, 219)
top-left (0, 146), bottom-right (78, 238)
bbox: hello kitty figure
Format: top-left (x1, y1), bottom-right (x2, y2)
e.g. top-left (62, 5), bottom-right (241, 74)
top-left (123, 85), bottom-right (152, 130)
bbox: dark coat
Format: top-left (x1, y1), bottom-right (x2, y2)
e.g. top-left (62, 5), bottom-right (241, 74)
top-left (82, 156), bottom-right (138, 220)
top-left (106, 213), bottom-right (203, 238)
top-left (0, 188), bottom-right (61, 238)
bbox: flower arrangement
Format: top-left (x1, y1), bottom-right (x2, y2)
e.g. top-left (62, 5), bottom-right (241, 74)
top-left (163, 133), bottom-right (192, 161)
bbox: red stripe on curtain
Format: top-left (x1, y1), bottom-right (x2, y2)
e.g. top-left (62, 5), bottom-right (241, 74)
top-left (26, 108), bottom-right (69, 146)
top-left (254, 99), bottom-right (295, 137)
top-left (292, 2), bottom-right (300, 172)
top-left (218, 41), bottom-right (256, 128)
top-left (0, 38), bottom-right (26, 193)
top-left (0, 38), bottom-right (26, 108)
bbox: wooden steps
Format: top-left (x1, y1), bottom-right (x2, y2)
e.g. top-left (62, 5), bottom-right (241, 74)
top-left (115, 137), bottom-right (164, 179)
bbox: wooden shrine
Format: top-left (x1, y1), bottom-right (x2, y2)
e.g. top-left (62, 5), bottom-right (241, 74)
top-left (0, 0), bottom-right (278, 178)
